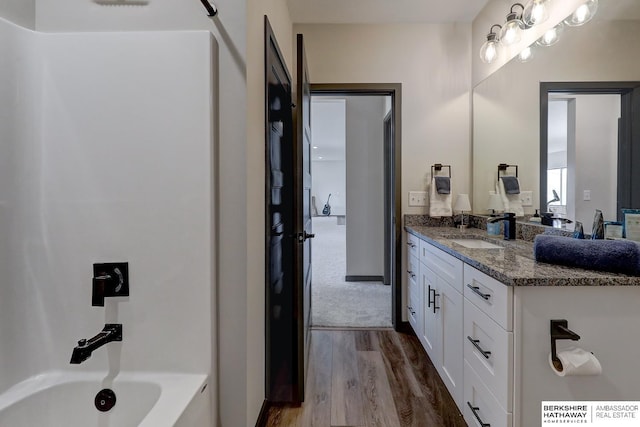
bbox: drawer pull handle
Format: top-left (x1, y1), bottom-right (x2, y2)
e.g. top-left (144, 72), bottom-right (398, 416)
top-left (467, 402), bottom-right (491, 427)
top-left (467, 336), bottom-right (492, 359)
top-left (407, 270), bottom-right (416, 278)
top-left (467, 284), bottom-right (491, 300)
top-left (406, 242), bottom-right (416, 248)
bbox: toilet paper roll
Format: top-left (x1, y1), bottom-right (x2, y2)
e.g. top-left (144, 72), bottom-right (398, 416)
top-left (548, 347), bottom-right (602, 377)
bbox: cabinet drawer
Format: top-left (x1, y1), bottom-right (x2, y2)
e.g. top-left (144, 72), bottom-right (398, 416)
top-left (463, 264), bottom-right (513, 330)
top-left (464, 361), bottom-right (512, 427)
top-left (407, 285), bottom-right (419, 333)
top-left (420, 241), bottom-right (463, 293)
top-left (406, 232), bottom-right (420, 259)
top-left (464, 298), bottom-right (513, 412)
top-left (407, 254), bottom-right (419, 286)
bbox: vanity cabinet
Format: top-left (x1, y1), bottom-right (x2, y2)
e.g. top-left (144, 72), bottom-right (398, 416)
top-left (417, 239), bottom-right (464, 408)
top-left (463, 264), bottom-right (514, 427)
top-left (406, 228), bottom-right (640, 426)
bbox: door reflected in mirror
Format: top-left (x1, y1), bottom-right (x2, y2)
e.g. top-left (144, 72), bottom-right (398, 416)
top-left (545, 93), bottom-right (620, 227)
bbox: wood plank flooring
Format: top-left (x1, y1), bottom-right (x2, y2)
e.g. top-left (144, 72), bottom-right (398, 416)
top-left (263, 329), bottom-right (466, 427)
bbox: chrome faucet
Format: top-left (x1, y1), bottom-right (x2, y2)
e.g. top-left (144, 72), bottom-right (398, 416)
top-left (70, 324), bottom-right (122, 364)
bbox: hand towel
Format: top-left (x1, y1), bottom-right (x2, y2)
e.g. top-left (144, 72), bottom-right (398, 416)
top-left (497, 179), bottom-right (524, 217)
top-left (434, 176), bottom-right (450, 195)
top-left (533, 234), bottom-right (640, 276)
top-left (500, 176), bottom-right (520, 194)
top-left (429, 178), bottom-right (452, 217)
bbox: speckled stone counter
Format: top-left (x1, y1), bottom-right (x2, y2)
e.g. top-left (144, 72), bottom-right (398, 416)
top-left (405, 225), bottom-right (640, 287)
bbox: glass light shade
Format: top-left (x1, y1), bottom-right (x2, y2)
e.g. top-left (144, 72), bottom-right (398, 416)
top-left (523, 0), bottom-right (550, 27)
top-left (564, 0), bottom-right (598, 27)
top-left (500, 15), bottom-right (524, 45)
top-left (454, 194), bottom-right (472, 212)
top-left (480, 39), bottom-right (500, 63)
top-left (480, 33), bottom-right (500, 64)
top-left (536, 23), bottom-right (563, 46)
top-left (517, 46), bottom-right (534, 62)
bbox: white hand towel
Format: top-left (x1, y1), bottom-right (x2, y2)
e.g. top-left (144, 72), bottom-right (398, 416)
top-left (497, 178), bottom-right (524, 217)
top-left (429, 178), bottom-right (452, 217)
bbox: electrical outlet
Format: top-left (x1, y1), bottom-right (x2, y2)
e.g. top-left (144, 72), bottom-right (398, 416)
top-left (583, 190), bottom-right (591, 201)
top-left (409, 191), bottom-right (427, 206)
top-left (520, 190), bottom-right (533, 207)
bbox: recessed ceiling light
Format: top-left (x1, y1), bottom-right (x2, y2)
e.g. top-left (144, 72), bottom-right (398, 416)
top-left (313, 146), bottom-right (318, 149)
top-left (318, 156), bottom-right (323, 160)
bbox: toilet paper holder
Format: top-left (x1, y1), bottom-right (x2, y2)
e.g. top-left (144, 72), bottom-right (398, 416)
top-left (550, 319), bottom-right (581, 366)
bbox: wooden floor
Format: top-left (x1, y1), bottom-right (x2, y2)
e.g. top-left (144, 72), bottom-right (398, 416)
top-left (264, 329), bottom-right (467, 427)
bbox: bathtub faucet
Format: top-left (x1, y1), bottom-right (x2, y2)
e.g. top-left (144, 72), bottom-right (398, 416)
top-left (70, 324), bottom-right (122, 364)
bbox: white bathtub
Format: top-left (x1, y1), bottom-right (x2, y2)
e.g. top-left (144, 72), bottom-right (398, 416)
top-left (0, 371), bottom-right (210, 427)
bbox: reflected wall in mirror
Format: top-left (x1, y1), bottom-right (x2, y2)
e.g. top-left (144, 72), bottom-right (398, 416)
top-left (472, 0), bottom-right (640, 224)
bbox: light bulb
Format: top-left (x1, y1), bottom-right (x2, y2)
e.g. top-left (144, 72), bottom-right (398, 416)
top-left (500, 20), bottom-right (522, 45)
top-left (518, 46), bottom-right (534, 62)
top-left (565, 0), bottom-right (598, 26)
top-left (537, 23), bottom-right (563, 47)
top-left (523, 0), bottom-right (550, 27)
top-left (480, 40), bottom-right (499, 64)
top-left (480, 26), bottom-right (502, 64)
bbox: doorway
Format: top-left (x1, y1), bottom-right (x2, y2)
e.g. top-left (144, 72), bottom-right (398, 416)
top-left (310, 84), bottom-right (402, 329)
top-left (540, 82), bottom-right (640, 222)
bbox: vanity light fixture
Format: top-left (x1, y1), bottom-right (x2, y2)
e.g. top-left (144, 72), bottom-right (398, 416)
top-left (522, 0), bottom-right (550, 27)
top-left (480, 24), bottom-right (502, 64)
top-left (536, 22), bottom-right (563, 47)
top-left (564, 0), bottom-right (598, 27)
top-left (500, 3), bottom-right (526, 46)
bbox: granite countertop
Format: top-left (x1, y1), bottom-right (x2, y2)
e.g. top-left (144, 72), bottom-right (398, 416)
top-left (405, 225), bottom-right (640, 287)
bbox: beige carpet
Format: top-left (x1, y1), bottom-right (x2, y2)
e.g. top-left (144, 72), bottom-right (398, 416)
top-left (311, 216), bottom-right (392, 328)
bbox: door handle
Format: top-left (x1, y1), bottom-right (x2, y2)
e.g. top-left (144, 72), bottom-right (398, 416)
top-left (297, 231), bottom-right (315, 242)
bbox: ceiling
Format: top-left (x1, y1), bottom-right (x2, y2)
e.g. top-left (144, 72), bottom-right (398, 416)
top-left (287, 0), bottom-right (490, 24)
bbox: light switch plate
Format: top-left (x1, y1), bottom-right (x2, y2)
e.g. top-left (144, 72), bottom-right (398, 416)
top-left (409, 191), bottom-right (427, 206)
top-left (520, 190), bottom-right (533, 207)
top-left (583, 190), bottom-right (591, 201)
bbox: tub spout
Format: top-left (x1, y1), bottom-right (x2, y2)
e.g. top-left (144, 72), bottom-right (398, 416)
top-left (70, 324), bottom-right (122, 364)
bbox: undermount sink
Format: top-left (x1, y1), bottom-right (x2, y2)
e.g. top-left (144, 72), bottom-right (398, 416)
top-left (450, 239), bottom-right (503, 249)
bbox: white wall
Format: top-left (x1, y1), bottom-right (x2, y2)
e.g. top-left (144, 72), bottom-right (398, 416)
top-left (311, 98), bottom-right (346, 216)
top-left (345, 96), bottom-right (385, 277)
top-left (295, 23), bottom-right (473, 214)
top-left (473, 19), bottom-right (640, 214)
top-left (312, 161), bottom-right (346, 216)
top-left (0, 0), bottom-right (35, 29)
top-left (0, 17), bottom-right (43, 395)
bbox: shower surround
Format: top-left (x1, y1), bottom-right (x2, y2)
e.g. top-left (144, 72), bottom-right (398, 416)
top-left (0, 16), bottom-right (216, 425)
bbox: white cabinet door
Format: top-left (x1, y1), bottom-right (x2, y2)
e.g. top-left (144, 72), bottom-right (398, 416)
top-left (420, 262), bottom-right (441, 367)
top-left (439, 279), bottom-right (464, 409)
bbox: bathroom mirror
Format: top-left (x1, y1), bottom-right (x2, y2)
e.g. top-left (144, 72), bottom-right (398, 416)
top-left (472, 0), bottom-right (640, 224)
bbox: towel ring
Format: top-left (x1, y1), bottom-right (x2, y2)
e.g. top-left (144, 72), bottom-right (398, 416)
top-left (497, 163), bottom-right (518, 181)
top-left (431, 163), bottom-right (451, 178)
